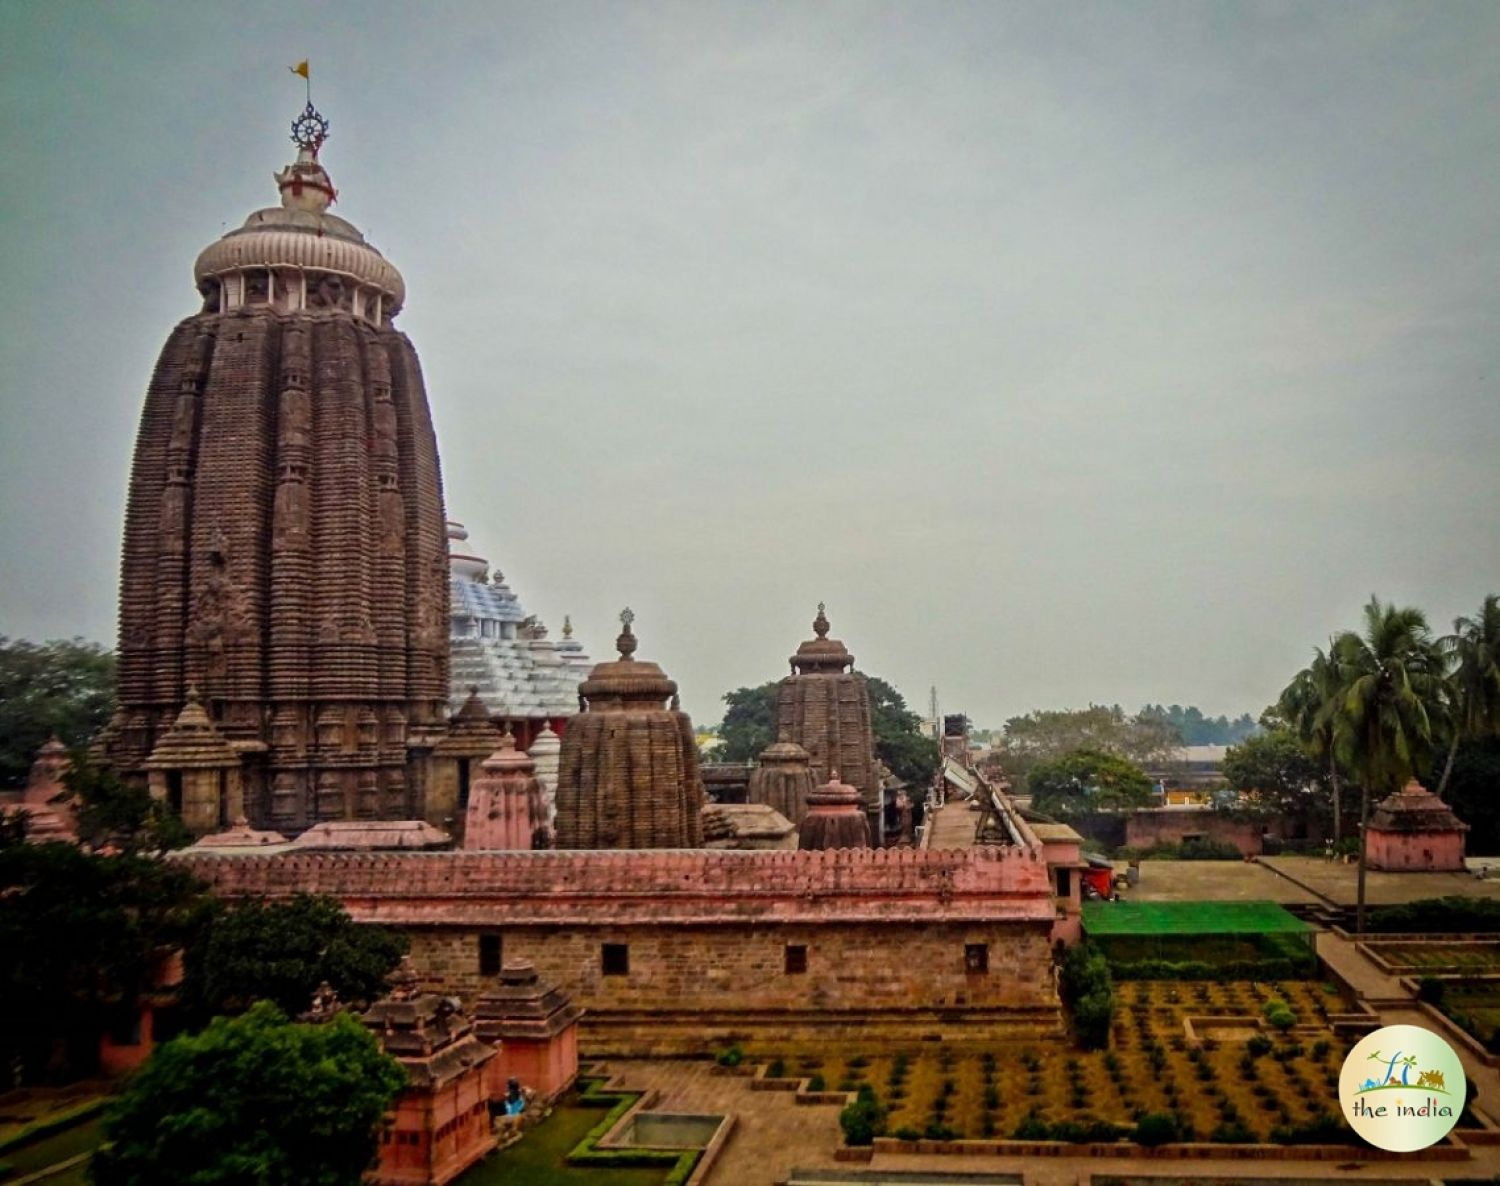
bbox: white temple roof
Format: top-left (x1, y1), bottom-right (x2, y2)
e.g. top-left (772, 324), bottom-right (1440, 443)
top-left (448, 521), bottom-right (590, 718)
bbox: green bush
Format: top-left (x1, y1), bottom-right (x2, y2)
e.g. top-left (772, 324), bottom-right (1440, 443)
top-left (892, 1125), bottom-right (922, 1141)
top-left (839, 1094), bottom-right (886, 1146)
top-left (1266, 1006), bottom-right (1297, 1031)
top-left (923, 1121), bottom-right (959, 1140)
top-left (715, 1044), bottom-right (743, 1067)
top-left (1246, 1035), bottom-right (1272, 1057)
top-left (1210, 1120), bottom-right (1256, 1144)
top-left (1417, 976), bottom-right (1446, 1006)
top-left (1133, 1112), bottom-right (1180, 1147)
top-left (1270, 1111), bottom-right (1351, 1146)
top-left (806, 1074), bottom-right (825, 1092)
top-left (1367, 896), bottom-right (1500, 934)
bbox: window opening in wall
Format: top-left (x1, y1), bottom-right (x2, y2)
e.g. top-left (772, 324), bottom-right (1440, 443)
top-left (602, 943), bottom-right (629, 976)
top-left (964, 943), bottom-right (989, 973)
top-left (1056, 868), bottom-right (1071, 897)
top-left (166, 771), bottom-right (184, 816)
top-left (458, 758), bottom-right (471, 810)
top-left (785, 944), bottom-right (808, 974)
top-left (479, 933), bottom-right (502, 976)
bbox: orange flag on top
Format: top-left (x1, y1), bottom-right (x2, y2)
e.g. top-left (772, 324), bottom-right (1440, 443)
top-left (290, 60), bottom-right (309, 79)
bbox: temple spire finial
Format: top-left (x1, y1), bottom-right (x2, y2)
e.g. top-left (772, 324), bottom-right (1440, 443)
top-left (813, 602), bottom-right (830, 639)
top-left (616, 607), bottom-right (638, 659)
top-left (563, 615), bottom-right (574, 639)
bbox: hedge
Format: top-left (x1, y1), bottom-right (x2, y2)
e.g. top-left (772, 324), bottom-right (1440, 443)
top-left (566, 1079), bottom-right (700, 1182)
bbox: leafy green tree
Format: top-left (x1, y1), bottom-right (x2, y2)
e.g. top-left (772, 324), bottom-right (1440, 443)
top-left (66, 757), bottom-right (192, 855)
top-left (91, 1001), bottom-right (406, 1186)
top-left (1435, 594), bottom-right (1500, 799)
top-left (1333, 597), bottom-right (1448, 933)
top-left (865, 676), bottom-right (940, 787)
top-left (1221, 729), bottom-right (1326, 829)
top-left (713, 681), bottom-right (779, 762)
top-left (0, 835), bottom-right (208, 1079)
top-left (1026, 749), bottom-right (1152, 817)
top-left (1278, 644), bottom-right (1350, 842)
top-left (180, 894), bottom-right (407, 1027)
top-left (1138, 704), bottom-right (1258, 745)
top-left (0, 636), bottom-right (115, 788)
top-left (1444, 738), bottom-right (1500, 855)
top-left (999, 706), bottom-right (1178, 785)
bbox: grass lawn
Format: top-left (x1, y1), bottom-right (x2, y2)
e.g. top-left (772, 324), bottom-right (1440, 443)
top-left (456, 1094), bottom-right (671, 1186)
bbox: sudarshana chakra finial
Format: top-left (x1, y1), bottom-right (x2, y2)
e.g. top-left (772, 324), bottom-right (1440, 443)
top-left (287, 60), bottom-right (329, 153)
top-left (813, 602), bottom-right (830, 639)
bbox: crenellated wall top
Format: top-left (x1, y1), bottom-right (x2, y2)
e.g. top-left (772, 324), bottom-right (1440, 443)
top-left (181, 844), bottom-right (1055, 927)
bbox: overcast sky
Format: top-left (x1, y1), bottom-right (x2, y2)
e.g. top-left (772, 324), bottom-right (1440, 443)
top-left (1, 1), bottom-right (1496, 728)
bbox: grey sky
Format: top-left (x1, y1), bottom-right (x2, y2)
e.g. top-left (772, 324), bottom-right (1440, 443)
top-left (1, 1), bottom-right (1496, 728)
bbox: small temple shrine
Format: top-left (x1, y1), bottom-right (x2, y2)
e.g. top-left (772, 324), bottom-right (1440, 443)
top-left (428, 690), bottom-right (503, 838)
top-left (3, 737), bottom-right (78, 844)
top-left (463, 731), bottom-right (551, 850)
top-left (1366, 778), bottom-right (1469, 872)
top-left (745, 736), bottom-right (814, 826)
top-left (447, 520), bottom-right (591, 750)
top-left (775, 605), bottom-right (883, 842)
top-left (471, 960), bottom-right (582, 1103)
top-left (554, 610), bottom-right (705, 849)
top-left (362, 957), bottom-right (496, 1186)
top-left (798, 770), bottom-right (871, 851)
top-left (143, 689), bottom-right (244, 836)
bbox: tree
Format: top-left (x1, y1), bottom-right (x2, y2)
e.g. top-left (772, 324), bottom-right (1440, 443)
top-left (1435, 594), bottom-right (1500, 799)
top-left (1277, 646), bottom-right (1348, 842)
top-left (1221, 729), bottom-right (1326, 827)
top-left (865, 676), bottom-right (940, 787)
top-left (1446, 737), bottom-right (1500, 855)
top-left (66, 757), bottom-right (192, 855)
top-left (713, 682), bottom-right (779, 763)
top-left (179, 894), bottom-right (407, 1028)
top-left (0, 834), bottom-right (208, 1079)
top-left (1026, 749), bottom-right (1153, 817)
top-left (999, 706), bottom-right (1178, 785)
top-left (1333, 597), bottom-right (1447, 933)
top-left (1138, 704), bottom-right (1258, 746)
top-left (91, 1001), bottom-right (406, 1186)
top-left (0, 636), bottom-right (115, 789)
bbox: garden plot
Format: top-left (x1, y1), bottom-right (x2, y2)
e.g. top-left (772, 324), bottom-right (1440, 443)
top-left (752, 980), bottom-right (1359, 1145)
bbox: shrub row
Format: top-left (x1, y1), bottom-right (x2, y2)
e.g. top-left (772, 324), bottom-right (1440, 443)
top-left (567, 1080), bottom-right (700, 1183)
top-left (1367, 896), bottom-right (1500, 934)
top-left (1060, 945), bottom-right (1116, 1050)
top-left (1108, 956), bottom-right (1315, 982)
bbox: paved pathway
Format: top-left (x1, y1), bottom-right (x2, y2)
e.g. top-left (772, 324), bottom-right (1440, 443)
top-left (924, 801), bottom-right (981, 849)
top-left (588, 1059), bottom-right (846, 1186)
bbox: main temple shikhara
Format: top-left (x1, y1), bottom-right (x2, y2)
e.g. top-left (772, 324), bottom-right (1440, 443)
top-left (100, 99), bottom-right (1073, 1089)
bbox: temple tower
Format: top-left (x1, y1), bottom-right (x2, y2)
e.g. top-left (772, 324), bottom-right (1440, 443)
top-left (102, 100), bottom-right (449, 833)
top-left (463, 730), bottom-right (550, 850)
top-left (775, 605), bottom-right (882, 842)
top-left (554, 610), bottom-right (705, 849)
top-left (746, 737), bottom-right (814, 827)
top-left (798, 770), bottom-right (871, 851)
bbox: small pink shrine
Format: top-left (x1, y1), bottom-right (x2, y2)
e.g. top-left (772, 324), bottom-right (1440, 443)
top-left (462, 732), bottom-right (550, 850)
top-left (472, 960), bottom-right (582, 1103)
top-left (1366, 779), bottom-right (1469, 872)
top-left (3, 737), bottom-right (78, 843)
top-left (363, 957), bottom-right (497, 1186)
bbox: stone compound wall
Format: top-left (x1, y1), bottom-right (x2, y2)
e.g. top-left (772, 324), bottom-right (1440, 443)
top-left (1124, 809), bottom-right (1269, 856)
top-left (185, 846), bottom-right (1060, 1052)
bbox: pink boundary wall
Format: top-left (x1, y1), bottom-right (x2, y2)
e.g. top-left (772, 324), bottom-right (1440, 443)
top-left (181, 846), bottom-right (1058, 926)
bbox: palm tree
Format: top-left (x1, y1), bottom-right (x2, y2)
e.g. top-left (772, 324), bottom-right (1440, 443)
top-left (1278, 644), bottom-right (1346, 843)
top-left (1333, 597), bottom-right (1447, 934)
top-left (1435, 594), bottom-right (1500, 799)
